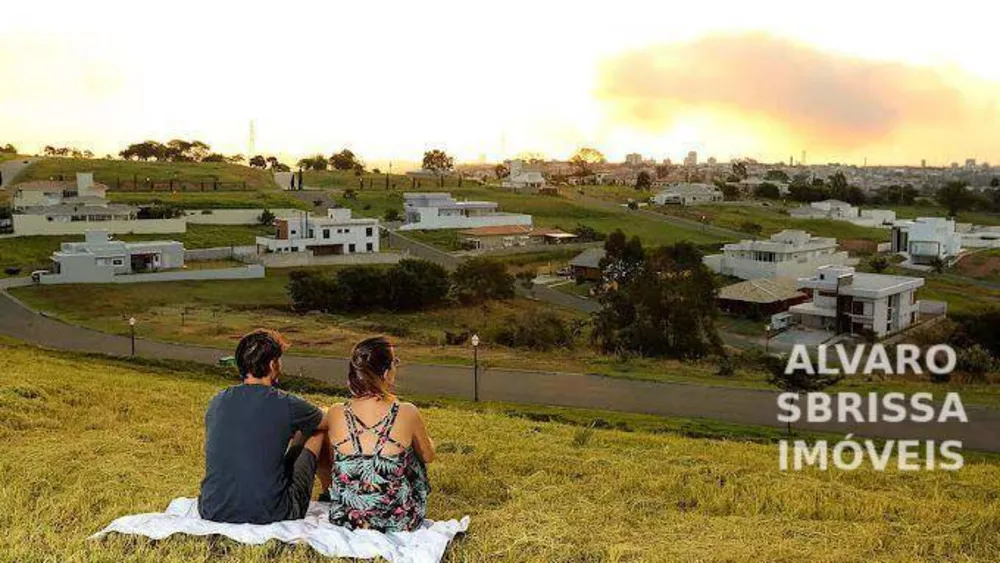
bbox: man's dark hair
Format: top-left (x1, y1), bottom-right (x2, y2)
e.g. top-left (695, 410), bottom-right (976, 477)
top-left (235, 329), bottom-right (288, 380)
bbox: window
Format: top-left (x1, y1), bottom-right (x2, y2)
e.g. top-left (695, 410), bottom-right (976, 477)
top-left (851, 301), bottom-right (864, 315)
top-left (348, 243), bottom-right (356, 253)
top-left (366, 242), bottom-right (373, 252)
top-left (112, 259), bottom-right (124, 266)
top-left (344, 228), bottom-right (350, 234)
top-left (366, 227), bottom-right (373, 237)
top-left (323, 229), bottom-right (330, 239)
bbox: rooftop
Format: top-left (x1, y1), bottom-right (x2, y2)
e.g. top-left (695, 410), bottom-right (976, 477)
top-left (718, 277), bottom-right (806, 304)
top-left (570, 248), bottom-right (606, 269)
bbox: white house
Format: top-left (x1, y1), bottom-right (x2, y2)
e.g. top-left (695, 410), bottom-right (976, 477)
top-left (39, 230), bottom-right (184, 284)
top-left (255, 208), bottom-right (380, 255)
top-left (788, 199), bottom-right (896, 227)
top-left (788, 265), bottom-right (924, 338)
top-left (652, 183), bottom-right (723, 206)
top-left (890, 217), bottom-right (963, 265)
top-left (502, 160), bottom-right (546, 193)
top-left (702, 230), bottom-right (851, 280)
top-left (12, 172), bottom-right (108, 209)
top-left (398, 192), bottom-right (532, 231)
top-left (957, 223), bottom-right (1000, 249)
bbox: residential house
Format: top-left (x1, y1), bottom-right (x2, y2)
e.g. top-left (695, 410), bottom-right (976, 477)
top-left (703, 230), bottom-right (851, 280)
top-left (788, 265), bottom-right (924, 338)
top-left (502, 160), bottom-right (546, 193)
top-left (891, 217), bottom-right (963, 264)
top-left (957, 223), bottom-right (1000, 248)
top-left (12, 172), bottom-right (108, 209)
top-left (569, 248), bottom-right (605, 281)
top-left (788, 199), bottom-right (895, 227)
top-left (39, 230), bottom-right (184, 284)
top-left (399, 192), bottom-right (532, 231)
top-left (255, 208), bottom-right (380, 255)
top-left (457, 225), bottom-right (576, 251)
top-left (651, 183), bottom-right (723, 205)
top-left (717, 277), bottom-right (809, 317)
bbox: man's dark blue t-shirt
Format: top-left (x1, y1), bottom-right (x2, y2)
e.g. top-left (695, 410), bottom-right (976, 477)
top-left (199, 384), bottom-right (323, 524)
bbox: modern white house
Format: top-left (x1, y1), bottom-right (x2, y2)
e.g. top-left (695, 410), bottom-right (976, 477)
top-left (788, 265), bottom-right (924, 338)
top-left (890, 217), bottom-right (963, 265)
top-left (702, 230), bottom-right (851, 280)
top-left (957, 223), bottom-right (1000, 248)
top-left (651, 183), bottom-right (723, 206)
top-left (11, 172), bottom-right (186, 236)
top-left (502, 160), bottom-right (546, 193)
top-left (38, 230), bottom-right (184, 284)
top-left (255, 208), bottom-right (380, 255)
top-left (398, 192), bottom-right (532, 231)
top-left (788, 199), bottom-right (896, 228)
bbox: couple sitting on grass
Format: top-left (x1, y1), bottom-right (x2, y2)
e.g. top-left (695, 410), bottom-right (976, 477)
top-left (198, 329), bottom-right (436, 532)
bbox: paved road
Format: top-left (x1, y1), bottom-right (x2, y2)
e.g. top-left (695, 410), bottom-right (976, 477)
top-left (3, 281), bottom-right (999, 452)
top-left (0, 157), bottom-right (34, 188)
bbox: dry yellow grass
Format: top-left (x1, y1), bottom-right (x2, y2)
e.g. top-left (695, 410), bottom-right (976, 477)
top-left (2, 344), bottom-right (1000, 562)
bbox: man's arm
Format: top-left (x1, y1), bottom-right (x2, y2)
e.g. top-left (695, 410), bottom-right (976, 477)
top-left (288, 394), bottom-right (325, 435)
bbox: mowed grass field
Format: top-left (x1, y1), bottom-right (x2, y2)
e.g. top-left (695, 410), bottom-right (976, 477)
top-left (3, 345), bottom-right (1000, 561)
top-left (0, 225), bottom-right (273, 276)
top-left (13, 158), bottom-right (278, 191)
top-left (107, 190), bottom-right (310, 210)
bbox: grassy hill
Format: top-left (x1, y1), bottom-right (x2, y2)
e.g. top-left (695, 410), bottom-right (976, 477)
top-left (2, 344), bottom-right (999, 561)
top-left (13, 158), bottom-right (278, 191)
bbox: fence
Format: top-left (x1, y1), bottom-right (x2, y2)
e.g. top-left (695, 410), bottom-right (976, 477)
top-left (183, 208), bottom-right (301, 225)
top-left (385, 230), bottom-right (461, 270)
top-left (259, 252), bottom-right (403, 268)
top-left (12, 215), bottom-right (187, 236)
top-left (184, 246), bottom-right (258, 262)
top-left (39, 174), bottom-right (257, 192)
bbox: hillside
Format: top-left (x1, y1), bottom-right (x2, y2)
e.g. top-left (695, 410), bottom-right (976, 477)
top-left (2, 344), bottom-right (999, 561)
top-left (13, 158), bottom-right (279, 191)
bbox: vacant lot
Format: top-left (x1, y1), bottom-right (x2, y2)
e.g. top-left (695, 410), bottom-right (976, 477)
top-left (0, 225), bottom-right (272, 276)
top-left (956, 249), bottom-right (1000, 283)
top-left (13, 158), bottom-right (278, 191)
top-left (3, 345), bottom-right (999, 562)
top-left (107, 190), bottom-right (309, 210)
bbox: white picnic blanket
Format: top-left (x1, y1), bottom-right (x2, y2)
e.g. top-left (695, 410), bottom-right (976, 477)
top-left (90, 497), bottom-right (469, 563)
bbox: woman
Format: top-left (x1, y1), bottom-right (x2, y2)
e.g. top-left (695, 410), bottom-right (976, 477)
top-left (325, 336), bottom-right (436, 532)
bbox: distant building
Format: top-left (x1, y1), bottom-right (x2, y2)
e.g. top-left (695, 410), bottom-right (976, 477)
top-left (256, 208), bottom-right (380, 255)
top-left (789, 265), bottom-right (924, 338)
top-left (957, 223), bottom-right (1000, 248)
top-left (684, 151), bottom-right (698, 167)
top-left (502, 160), bottom-right (546, 193)
top-left (12, 172), bottom-right (108, 209)
top-left (457, 225), bottom-right (575, 251)
top-left (625, 153), bottom-right (643, 166)
top-left (891, 217), bottom-right (963, 265)
top-left (399, 192), bottom-right (532, 231)
top-left (702, 230), bottom-right (850, 280)
top-left (965, 158), bottom-right (977, 168)
top-left (788, 199), bottom-right (895, 227)
top-left (569, 248), bottom-right (605, 281)
top-left (39, 230), bottom-right (184, 284)
top-left (651, 183), bottom-right (723, 206)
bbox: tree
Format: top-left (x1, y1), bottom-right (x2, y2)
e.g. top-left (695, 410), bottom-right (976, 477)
top-left (248, 155), bottom-right (267, 168)
top-left (384, 209), bottom-right (401, 222)
top-left (569, 147), bottom-right (606, 177)
top-left (591, 237), bottom-right (722, 360)
top-left (0, 143), bottom-right (16, 154)
top-left (297, 155), bottom-right (327, 171)
top-left (451, 257), bottom-right (515, 305)
top-left (201, 153), bottom-right (227, 162)
top-left (572, 224), bottom-right (605, 242)
top-left (654, 163), bottom-right (673, 179)
top-left (928, 256), bottom-right (947, 274)
top-left (754, 182), bottom-right (780, 199)
top-left (635, 170), bottom-right (652, 190)
top-left (764, 169), bottom-right (789, 183)
top-left (385, 259), bottom-right (451, 312)
top-left (717, 182), bottom-right (741, 201)
top-left (330, 149), bottom-right (361, 171)
top-left (226, 154), bottom-right (245, 164)
top-left (991, 177), bottom-right (1000, 188)
top-left (494, 163), bottom-right (509, 179)
top-left (740, 221), bottom-right (763, 236)
top-left (258, 209), bottom-right (276, 226)
top-left (869, 254), bottom-right (890, 273)
top-left (422, 149), bottom-right (454, 174)
top-left (731, 160), bottom-right (748, 181)
top-left (936, 181), bottom-right (976, 216)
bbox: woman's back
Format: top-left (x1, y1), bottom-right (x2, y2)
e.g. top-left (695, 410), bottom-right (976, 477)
top-left (326, 399), bottom-right (430, 532)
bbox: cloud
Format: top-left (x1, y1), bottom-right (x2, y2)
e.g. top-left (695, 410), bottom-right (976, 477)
top-left (595, 32), bottom-right (993, 153)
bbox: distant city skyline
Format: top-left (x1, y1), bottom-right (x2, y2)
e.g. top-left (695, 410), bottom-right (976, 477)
top-left (2, 0), bottom-right (999, 166)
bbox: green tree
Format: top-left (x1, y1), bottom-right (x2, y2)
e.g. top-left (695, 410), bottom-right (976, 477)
top-left (451, 257), bottom-right (515, 304)
top-left (248, 155), bottom-right (267, 168)
top-left (258, 209), bottom-right (276, 226)
top-left (731, 160), bottom-right (748, 181)
top-left (385, 259), bottom-right (450, 312)
top-left (383, 209), bottom-right (401, 222)
top-left (635, 170), bottom-right (652, 190)
top-left (869, 254), bottom-right (889, 273)
top-left (569, 147), bottom-right (606, 176)
top-left (331, 149), bottom-right (361, 171)
top-left (753, 182), bottom-right (780, 199)
top-left (422, 149), bottom-right (454, 173)
top-left (764, 169), bottom-right (789, 182)
top-left (936, 181), bottom-right (976, 216)
top-left (297, 155), bottom-right (328, 171)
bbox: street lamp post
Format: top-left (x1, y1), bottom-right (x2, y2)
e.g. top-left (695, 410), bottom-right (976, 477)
top-left (471, 334), bottom-right (480, 402)
top-left (129, 317), bottom-right (136, 357)
top-left (765, 323), bottom-right (772, 354)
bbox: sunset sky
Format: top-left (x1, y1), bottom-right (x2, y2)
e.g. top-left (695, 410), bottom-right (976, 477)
top-left (2, 0), bottom-right (999, 166)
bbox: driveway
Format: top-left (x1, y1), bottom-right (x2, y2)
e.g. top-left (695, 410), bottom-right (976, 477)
top-left (0, 157), bottom-right (34, 189)
top-left (2, 284), bottom-right (998, 452)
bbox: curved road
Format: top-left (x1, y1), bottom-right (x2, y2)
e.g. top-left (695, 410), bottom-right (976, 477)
top-left (2, 281), bottom-right (999, 452)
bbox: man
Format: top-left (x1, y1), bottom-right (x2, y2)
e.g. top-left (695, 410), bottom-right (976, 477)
top-left (199, 329), bottom-right (331, 524)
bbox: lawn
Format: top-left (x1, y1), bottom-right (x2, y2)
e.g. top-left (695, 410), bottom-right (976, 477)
top-left (304, 169), bottom-right (476, 191)
top-left (0, 225), bottom-right (273, 276)
top-left (108, 190), bottom-right (310, 210)
top-left (885, 204), bottom-right (1000, 227)
top-left (3, 344), bottom-right (1000, 561)
top-left (13, 158), bottom-right (279, 191)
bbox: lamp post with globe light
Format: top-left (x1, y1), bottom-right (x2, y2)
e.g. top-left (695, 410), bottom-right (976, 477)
top-left (471, 334), bottom-right (480, 402)
top-left (129, 317), bottom-right (136, 357)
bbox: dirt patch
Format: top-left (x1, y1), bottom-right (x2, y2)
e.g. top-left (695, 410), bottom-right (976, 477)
top-left (839, 239), bottom-right (877, 255)
top-left (956, 251), bottom-right (1000, 280)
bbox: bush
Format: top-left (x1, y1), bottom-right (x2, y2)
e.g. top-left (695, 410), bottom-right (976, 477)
top-left (958, 344), bottom-right (995, 383)
top-left (492, 311), bottom-right (575, 351)
top-left (258, 208), bottom-right (275, 226)
top-left (385, 259), bottom-right (450, 312)
top-left (384, 209), bottom-right (401, 222)
top-left (137, 204), bottom-right (183, 219)
top-left (287, 259), bottom-right (450, 313)
top-left (451, 257), bottom-right (515, 305)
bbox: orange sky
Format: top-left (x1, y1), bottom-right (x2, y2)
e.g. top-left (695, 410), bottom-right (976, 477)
top-left (1, 0), bottom-right (999, 166)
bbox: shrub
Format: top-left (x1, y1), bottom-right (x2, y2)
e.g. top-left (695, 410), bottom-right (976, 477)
top-left (958, 344), bottom-right (995, 383)
top-left (385, 259), bottom-right (450, 312)
top-left (258, 208), bottom-right (275, 226)
top-left (287, 259), bottom-right (450, 314)
top-left (451, 257), bottom-right (515, 305)
top-left (384, 209), bottom-right (402, 222)
top-left (491, 311), bottom-right (575, 351)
